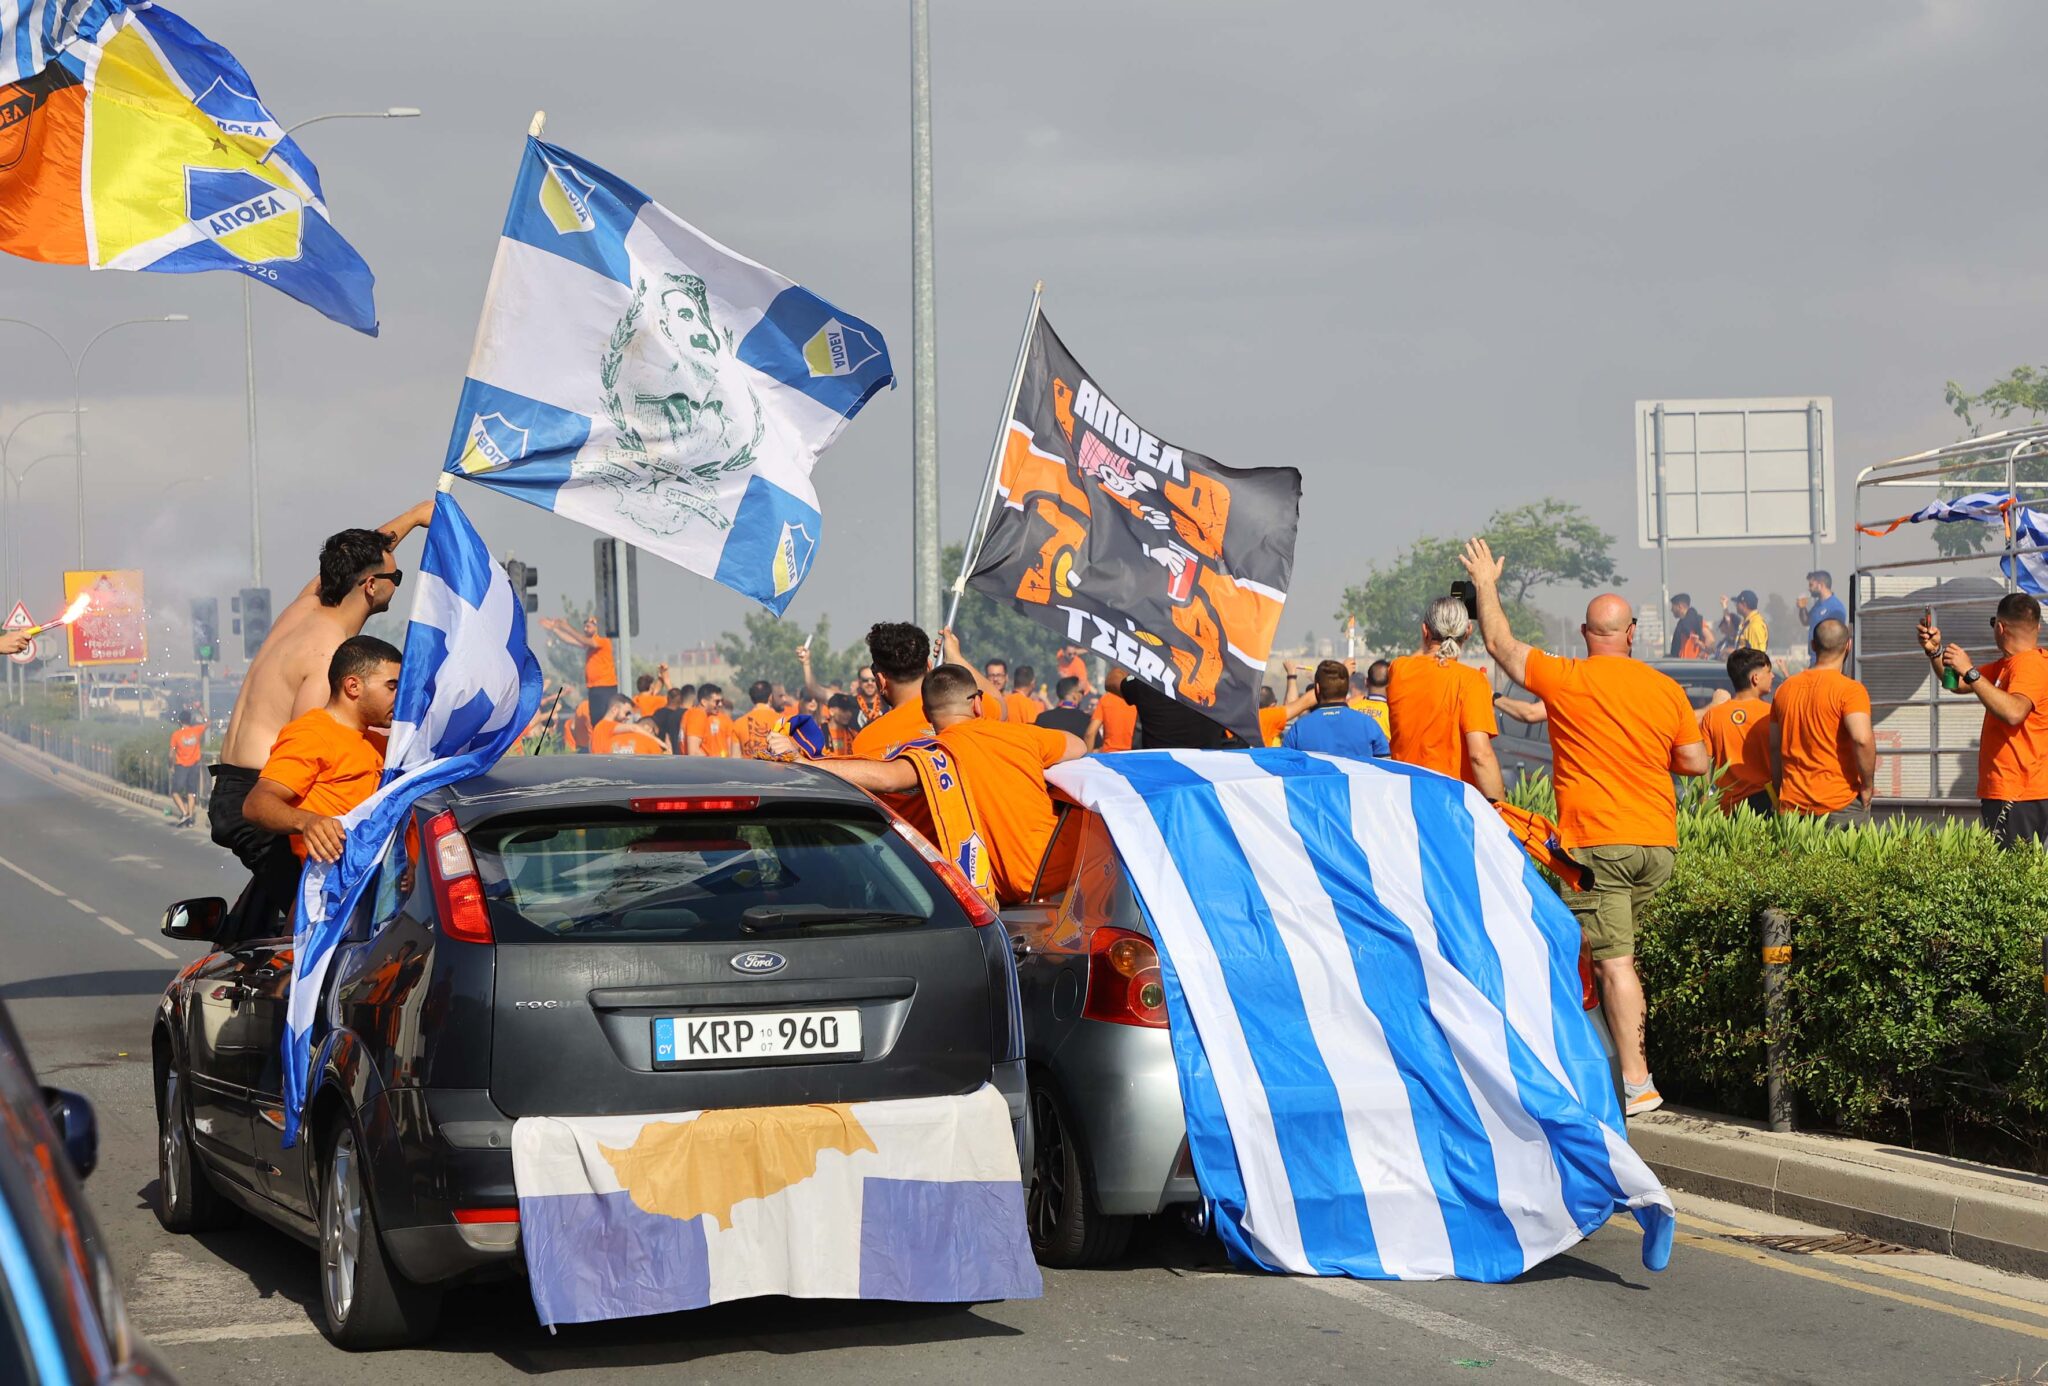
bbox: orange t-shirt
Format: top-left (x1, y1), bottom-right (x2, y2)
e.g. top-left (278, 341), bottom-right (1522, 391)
top-left (852, 699), bottom-right (932, 759)
top-left (1976, 650), bottom-right (2048, 800)
top-left (1056, 651), bottom-right (1092, 695)
top-left (1258, 705), bottom-right (1288, 747)
top-left (583, 637), bottom-right (616, 688)
top-left (565, 700), bottom-right (591, 752)
top-left (1521, 650), bottom-right (1700, 850)
top-left (1096, 692), bottom-right (1138, 751)
top-left (935, 719), bottom-right (1072, 905)
top-left (1698, 697), bottom-right (1773, 812)
top-left (603, 723), bottom-right (667, 756)
top-left (682, 706), bottom-right (734, 757)
top-left (1771, 666), bottom-right (1872, 814)
top-left (1386, 654), bottom-right (1498, 783)
top-left (632, 691), bottom-right (666, 717)
top-left (1005, 692), bottom-right (1046, 726)
top-left (259, 709), bottom-right (386, 857)
top-left (734, 704), bottom-right (782, 759)
top-left (169, 723), bottom-right (206, 767)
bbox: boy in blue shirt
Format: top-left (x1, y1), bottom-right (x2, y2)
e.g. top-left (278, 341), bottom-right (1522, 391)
top-left (1281, 660), bottom-right (1390, 760)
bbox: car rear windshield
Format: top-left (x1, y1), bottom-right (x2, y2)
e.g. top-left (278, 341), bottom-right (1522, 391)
top-left (467, 805), bottom-right (955, 942)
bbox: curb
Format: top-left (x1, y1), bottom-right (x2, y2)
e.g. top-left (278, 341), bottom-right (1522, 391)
top-left (1631, 1106), bottom-right (2048, 1279)
top-left (0, 731), bottom-right (176, 818)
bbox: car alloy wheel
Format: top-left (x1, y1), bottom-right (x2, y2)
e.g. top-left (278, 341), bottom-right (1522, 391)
top-left (159, 1074), bottom-right (183, 1212)
top-left (321, 1129), bottom-right (363, 1326)
top-left (1029, 1085), bottom-right (1068, 1246)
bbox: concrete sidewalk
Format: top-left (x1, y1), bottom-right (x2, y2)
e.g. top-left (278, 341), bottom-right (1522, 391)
top-left (1632, 1105), bottom-right (2048, 1278)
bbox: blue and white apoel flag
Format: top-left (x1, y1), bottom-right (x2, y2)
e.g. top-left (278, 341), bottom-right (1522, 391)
top-left (280, 490), bottom-right (542, 1147)
top-left (1045, 749), bottom-right (1677, 1283)
top-left (441, 136), bottom-right (895, 614)
top-left (1899, 491), bottom-right (2048, 596)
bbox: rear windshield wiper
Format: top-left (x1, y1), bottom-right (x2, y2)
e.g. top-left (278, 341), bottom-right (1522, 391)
top-left (741, 907), bottom-right (927, 934)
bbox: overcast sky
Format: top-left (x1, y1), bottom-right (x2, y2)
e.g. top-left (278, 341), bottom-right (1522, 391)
top-left (4, 0), bottom-right (2042, 667)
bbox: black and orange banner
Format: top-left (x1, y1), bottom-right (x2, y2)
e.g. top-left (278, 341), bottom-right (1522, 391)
top-left (966, 312), bottom-right (1301, 741)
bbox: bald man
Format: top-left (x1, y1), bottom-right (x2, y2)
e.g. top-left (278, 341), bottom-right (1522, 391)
top-left (1770, 618), bottom-right (1874, 821)
top-left (1459, 539), bottom-right (1709, 1119)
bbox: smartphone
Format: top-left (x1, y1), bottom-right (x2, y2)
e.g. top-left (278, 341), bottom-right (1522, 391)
top-left (801, 633), bottom-right (813, 653)
top-left (1450, 580), bottom-right (1479, 620)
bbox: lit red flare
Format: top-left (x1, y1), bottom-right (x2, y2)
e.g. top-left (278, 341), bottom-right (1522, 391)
top-left (19, 593), bottom-right (91, 638)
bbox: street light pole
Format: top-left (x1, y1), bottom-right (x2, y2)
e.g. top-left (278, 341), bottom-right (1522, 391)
top-left (244, 106), bottom-right (420, 588)
top-left (909, 0), bottom-right (941, 635)
top-left (0, 407), bottom-right (77, 597)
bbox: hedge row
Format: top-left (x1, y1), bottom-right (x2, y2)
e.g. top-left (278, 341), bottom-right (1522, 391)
top-left (1506, 774), bottom-right (2048, 1171)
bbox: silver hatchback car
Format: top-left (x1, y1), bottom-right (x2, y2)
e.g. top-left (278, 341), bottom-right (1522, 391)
top-left (1002, 804), bottom-right (1197, 1266)
top-left (1003, 793), bottom-right (1622, 1267)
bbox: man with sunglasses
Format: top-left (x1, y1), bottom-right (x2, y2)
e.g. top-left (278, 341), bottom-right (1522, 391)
top-left (1920, 594), bottom-right (2048, 846)
top-left (211, 502), bottom-right (433, 909)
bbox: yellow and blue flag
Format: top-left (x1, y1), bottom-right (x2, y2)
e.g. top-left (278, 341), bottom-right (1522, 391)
top-left (0, 0), bottom-right (377, 333)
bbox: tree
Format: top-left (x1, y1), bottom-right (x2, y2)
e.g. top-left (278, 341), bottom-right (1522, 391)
top-left (1334, 500), bottom-right (1618, 652)
top-left (1936, 367), bottom-right (2048, 557)
top-left (715, 611), bottom-right (862, 695)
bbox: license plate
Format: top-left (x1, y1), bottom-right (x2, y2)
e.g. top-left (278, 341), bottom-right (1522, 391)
top-left (652, 1009), bottom-right (862, 1066)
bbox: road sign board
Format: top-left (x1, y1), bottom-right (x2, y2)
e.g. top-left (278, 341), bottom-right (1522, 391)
top-left (3, 601), bottom-right (29, 629)
top-left (63, 569), bottom-right (147, 665)
top-left (8, 638), bottom-right (36, 666)
top-left (1636, 398), bottom-right (1834, 549)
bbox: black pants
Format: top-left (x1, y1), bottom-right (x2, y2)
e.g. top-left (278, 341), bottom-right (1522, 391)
top-left (207, 764), bottom-right (299, 947)
top-left (1981, 798), bottom-right (2048, 849)
top-left (587, 683), bottom-right (617, 719)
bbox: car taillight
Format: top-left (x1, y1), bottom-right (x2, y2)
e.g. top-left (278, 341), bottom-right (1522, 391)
top-left (881, 810), bottom-right (1001, 928)
top-left (1083, 927), bottom-right (1168, 1028)
top-left (425, 810), bottom-right (492, 945)
top-left (630, 796), bottom-right (760, 813)
top-left (451, 1206), bottom-right (519, 1224)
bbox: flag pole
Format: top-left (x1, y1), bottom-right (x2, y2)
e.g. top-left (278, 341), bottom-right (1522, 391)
top-left (942, 280), bottom-right (1042, 637)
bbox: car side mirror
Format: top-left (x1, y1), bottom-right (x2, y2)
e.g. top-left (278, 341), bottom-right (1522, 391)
top-left (162, 897), bottom-right (227, 942)
top-left (41, 1087), bottom-right (97, 1180)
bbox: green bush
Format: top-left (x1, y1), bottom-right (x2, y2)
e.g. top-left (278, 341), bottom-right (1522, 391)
top-left (1506, 772), bottom-right (2048, 1169)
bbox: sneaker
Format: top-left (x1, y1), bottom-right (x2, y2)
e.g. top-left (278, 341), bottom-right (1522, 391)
top-left (1623, 1086), bottom-right (1664, 1118)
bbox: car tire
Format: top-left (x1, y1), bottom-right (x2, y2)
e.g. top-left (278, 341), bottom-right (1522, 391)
top-left (1027, 1075), bottom-right (1132, 1267)
top-left (155, 1069), bottom-right (236, 1233)
top-left (317, 1113), bottom-right (441, 1350)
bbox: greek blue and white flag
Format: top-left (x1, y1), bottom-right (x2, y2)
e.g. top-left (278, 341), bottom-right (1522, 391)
top-left (1901, 491), bottom-right (2048, 596)
top-left (281, 490), bottom-right (543, 1147)
top-left (441, 136), bottom-right (894, 615)
top-left (1044, 749), bottom-right (1676, 1282)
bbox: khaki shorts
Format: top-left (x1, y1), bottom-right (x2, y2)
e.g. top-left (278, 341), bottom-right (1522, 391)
top-left (1560, 844), bottom-right (1675, 962)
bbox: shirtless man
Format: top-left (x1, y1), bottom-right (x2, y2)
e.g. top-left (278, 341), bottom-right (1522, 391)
top-left (209, 501), bottom-right (433, 884)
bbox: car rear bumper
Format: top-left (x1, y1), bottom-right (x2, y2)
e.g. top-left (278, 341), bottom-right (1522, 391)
top-left (374, 1066), bottom-right (1033, 1286)
top-left (1051, 1020), bottom-right (1197, 1216)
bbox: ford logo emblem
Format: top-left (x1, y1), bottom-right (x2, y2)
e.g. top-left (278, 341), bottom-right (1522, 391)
top-left (729, 950), bottom-right (788, 976)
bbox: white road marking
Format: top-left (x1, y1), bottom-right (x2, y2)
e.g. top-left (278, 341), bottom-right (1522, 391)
top-left (150, 1321), bottom-right (321, 1347)
top-left (0, 852), bottom-right (65, 896)
top-left (68, 897), bottom-right (94, 913)
top-left (98, 915), bottom-right (133, 936)
top-left (1298, 1277), bottom-right (1657, 1386)
top-left (135, 938), bottom-right (176, 960)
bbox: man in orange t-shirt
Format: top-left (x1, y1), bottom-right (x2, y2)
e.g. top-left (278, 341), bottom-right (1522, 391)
top-left (594, 699), bottom-right (669, 755)
top-left (1257, 686), bottom-right (1290, 747)
top-left (540, 615), bottom-right (617, 716)
top-left (1460, 538), bottom-right (1709, 1118)
top-left (632, 665), bottom-right (670, 717)
top-left (168, 711), bottom-right (208, 828)
top-left (1921, 593), bottom-right (2048, 846)
top-left (734, 680), bottom-right (785, 758)
top-left (1698, 648), bottom-right (1776, 816)
top-left (1004, 665), bottom-right (1047, 727)
top-left (1055, 643), bottom-right (1093, 697)
top-left (811, 664), bottom-right (1087, 904)
top-left (1769, 620), bottom-right (1874, 819)
top-left (1386, 595), bottom-right (1505, 799)
top-left (683, 683), bottom-right (735, 757)
top-left (1089, 686), bottom-right (1138, 751)
top-left (849, 623), bottom-right (1005, 760)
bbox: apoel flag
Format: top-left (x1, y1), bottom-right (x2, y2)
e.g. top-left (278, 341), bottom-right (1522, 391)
top-left (442, 136), bottom-right (894, 614)
top-left (280, 491), bottom-right (542, 1147)
top-left (0, 0), bottom-right (377, 332)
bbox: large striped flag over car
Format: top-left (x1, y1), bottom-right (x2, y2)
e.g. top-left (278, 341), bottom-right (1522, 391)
top-left (1043, 749), bottom-right (1676, 1281)
top-left (280, 488), bottom-right (543, 1148)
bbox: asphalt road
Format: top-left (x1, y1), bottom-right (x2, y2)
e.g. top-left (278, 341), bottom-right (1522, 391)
top-left (4, 743), bottom-right (2047, 1385)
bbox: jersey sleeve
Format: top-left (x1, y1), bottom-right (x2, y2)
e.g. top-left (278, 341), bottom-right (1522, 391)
top-left (1459, 669), bottom-right (1500, 736)
top-left (1028, 723), bottom-right (1071, 767)
top-left (1843, 679), bottom-right (1872, 717)
top-left (258, 723), bottom-right (325, 801)
top-left (1521, 649), bottom-right (1561, 699)
top-left (1365, 716), bottom-right (1390, 758)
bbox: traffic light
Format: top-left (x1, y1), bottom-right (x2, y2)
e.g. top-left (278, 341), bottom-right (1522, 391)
top-left (592, 539), bottom-right (639, 638)
top-left (502, 558), bottom-right (539, 614)
top-left (239, 587), bottom-right (272, 659)
top-left (191, 598), bottom-right (219, 664)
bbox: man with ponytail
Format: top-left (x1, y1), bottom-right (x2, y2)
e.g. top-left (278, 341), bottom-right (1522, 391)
top-left (1386, 595), bottom-right (1506, 801)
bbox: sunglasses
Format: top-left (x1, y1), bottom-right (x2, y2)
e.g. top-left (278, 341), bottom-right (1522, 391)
top-left (367, 569), bottom-right (404, 587)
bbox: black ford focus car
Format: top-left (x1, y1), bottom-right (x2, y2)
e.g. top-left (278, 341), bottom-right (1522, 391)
top-left (152, 757), bottom-right (1028, 1350)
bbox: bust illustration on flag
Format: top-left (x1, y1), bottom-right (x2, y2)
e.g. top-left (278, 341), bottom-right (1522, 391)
top-left (443, 134), bottom-right (895, 614)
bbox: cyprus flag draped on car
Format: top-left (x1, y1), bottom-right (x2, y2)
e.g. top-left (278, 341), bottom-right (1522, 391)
top-left (442, 135), bottom-right (895, 613)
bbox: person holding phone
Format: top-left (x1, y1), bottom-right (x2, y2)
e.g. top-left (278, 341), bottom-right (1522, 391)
top-left (1920, 595), bottom-right (2048, 846)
